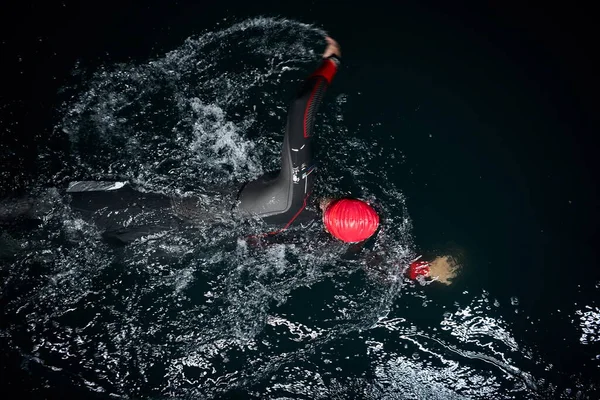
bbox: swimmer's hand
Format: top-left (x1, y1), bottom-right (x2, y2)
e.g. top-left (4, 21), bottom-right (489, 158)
top-left (322, 36), bottom-right (341, 59)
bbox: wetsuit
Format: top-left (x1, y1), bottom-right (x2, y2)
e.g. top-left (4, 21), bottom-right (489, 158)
top-left (238, 55), bottom-right (339, 230)
top-left (63, 55), bottom-right (340, 243)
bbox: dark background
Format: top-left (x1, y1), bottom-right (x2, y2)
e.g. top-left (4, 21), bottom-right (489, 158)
top-left (1, 1), bottom-right (598, 190)
top-left (1, 0), bottom-right (598, 397)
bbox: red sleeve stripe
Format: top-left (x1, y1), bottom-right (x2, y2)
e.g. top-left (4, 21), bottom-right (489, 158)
top-left (309, 58), bottom-right (338, 84)
top-left (303, 81), bottom-right (321, 138)
top-left (265, 195), bottom-right (309, 236)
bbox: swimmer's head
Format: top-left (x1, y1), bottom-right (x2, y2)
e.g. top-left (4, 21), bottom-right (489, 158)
top-left (321, 198), bottom-right (379, 243)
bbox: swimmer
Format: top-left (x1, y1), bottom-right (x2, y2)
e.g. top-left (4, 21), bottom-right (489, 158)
top-left (2, 37), bottom-right (379, 245)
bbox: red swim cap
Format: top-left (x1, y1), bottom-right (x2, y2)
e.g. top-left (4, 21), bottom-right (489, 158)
top-left (408, 260), bottom-right (431, 280)
top-left (323, 199), bottom-right (379, 243)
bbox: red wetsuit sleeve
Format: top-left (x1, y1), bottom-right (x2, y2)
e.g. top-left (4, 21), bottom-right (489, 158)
top-left (309, 56), bottom-right (340, 84)
top-left (293, 56), bottom-right (340, 141)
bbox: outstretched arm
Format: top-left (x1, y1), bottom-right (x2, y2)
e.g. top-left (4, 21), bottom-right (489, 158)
top-left (238, 37), bottom-right (342, 229)
top-left (280, 37), bottom-right (341, 180)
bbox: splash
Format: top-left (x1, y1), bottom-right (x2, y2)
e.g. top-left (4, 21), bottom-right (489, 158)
top-left (575, 306), bottom-right (600, 345)
top-left (2, 15), bottom-right (565, 400)
top-left (367, 291), bottom-right (546, 399)
top-left (1, 17), bottom-right (416, 399)
top-left (51, 17), bottom-right (327, 192)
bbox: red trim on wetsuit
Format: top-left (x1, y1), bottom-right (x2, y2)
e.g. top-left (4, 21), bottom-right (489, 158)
top-left (242, 57), bottom-right (340, 241)
top-left (266, 195), bottom-right (309, 236)
top-left (303, 84), bottom-right (320, 138)
top-left (245, 195), bottom-right (310, 242)
top-left (303, 59), bottom-right (339, 139)
top-left (309, 58), bottom-right (338, 84)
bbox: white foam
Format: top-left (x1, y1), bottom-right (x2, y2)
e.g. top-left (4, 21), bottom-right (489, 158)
top-left (576, 306), bottom-right (600, 344)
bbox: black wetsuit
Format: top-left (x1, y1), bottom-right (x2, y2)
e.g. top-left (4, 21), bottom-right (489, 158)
top-left (238, 55), bottom-right (339, 230)
top-left (64, 56), bottom-right (340, 243)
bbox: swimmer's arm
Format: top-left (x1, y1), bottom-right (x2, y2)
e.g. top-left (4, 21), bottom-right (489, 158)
top-left (306, 36), bottom-right (341, 88)
top-left (284, 37), bottom-right (341, 154)
top-left (307, 36), bottom-right (341, 86)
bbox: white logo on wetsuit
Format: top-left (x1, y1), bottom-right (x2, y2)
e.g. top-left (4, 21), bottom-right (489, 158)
top-left (292, 166), bottom-right (300, 184)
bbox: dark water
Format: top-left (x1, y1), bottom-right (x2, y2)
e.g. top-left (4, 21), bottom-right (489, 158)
top-left (1, 1), bottom-right (598, 399)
